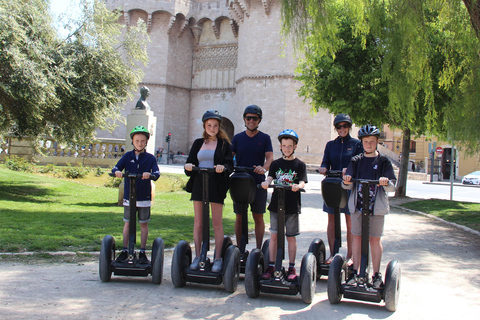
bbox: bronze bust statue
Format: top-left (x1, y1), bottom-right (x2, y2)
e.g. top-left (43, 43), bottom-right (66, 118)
top-left (135, 86), bottom-right (151, 110)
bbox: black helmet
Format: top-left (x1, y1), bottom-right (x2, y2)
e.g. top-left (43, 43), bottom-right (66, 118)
top-left (358, 124), bottom-right (381, 139)
top-left (243, 105), bottom-right (262, 119)
top-left (278, 129), bottom-right (299, 144)
top-left (202, 110), bottom-right (222, 122)
top-left (334, 113), bottom-right (353, 126)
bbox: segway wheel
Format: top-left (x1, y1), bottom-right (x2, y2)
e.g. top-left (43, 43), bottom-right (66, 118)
top-left (384, 260), bottom-right (401, 312)
top-left (327, 254), bottom-right (346, 304)
top-left (261, 239), bottom-right (270, 265)
top-left (244, 248), bottom-right (264, 298)
top-left (214, 236), bottom-right (233, 260)
top-left (308, 238), bottom-right (326, 279)
top-left (151, 237), bottom-right (164, 285)
top-left (99, 235), bottom-right (115, 282)
top-left (171, 240), bottom-right (191, 288)
top-left (300, 252), bottom-right (317, 304)
top-left (223, 245), bottom-right (241, 293)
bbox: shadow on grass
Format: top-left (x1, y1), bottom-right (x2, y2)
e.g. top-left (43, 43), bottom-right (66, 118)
top-left (0, 181), bottom-right (55, 203)
top-left (72, 202), bottom-right (119, 208)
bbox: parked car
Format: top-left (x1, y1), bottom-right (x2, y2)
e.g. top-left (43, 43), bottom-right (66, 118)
top-left (461, 171), bottom-right (480, 185)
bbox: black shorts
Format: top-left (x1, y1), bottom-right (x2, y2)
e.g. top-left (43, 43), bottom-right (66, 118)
top-left (234, 187), bottom-right (267, 214)
top-left (190, 172), bottom-right (225, 204)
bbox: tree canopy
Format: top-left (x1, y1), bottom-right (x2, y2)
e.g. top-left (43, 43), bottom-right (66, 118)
top-left (280, 0), bottom-right (480, 152)
top-left (280, 0), bottom-right (480, 196)
top-left (0, 0), bottom-right (149, 145)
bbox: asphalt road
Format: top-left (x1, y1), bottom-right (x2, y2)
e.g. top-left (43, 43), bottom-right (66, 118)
top-left (0, 165), bottom-right (479, 319)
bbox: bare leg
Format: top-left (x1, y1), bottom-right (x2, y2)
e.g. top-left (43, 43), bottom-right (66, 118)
top-left (122, 222), bottom-right (129, 248)
top-left (211, 203), bottom-right (224, 259)
top-left (253, 212), bottom-right (265, 249)
top-left (370, 236), bottom-right (383, 274)
top-left (269, 233), bottom-right (278, 263)
top-left (140, 222), bottom-right (148, 249)
top-left (352, 234), bottom-right (362, 272)
top-left (193, 201), bottom-right (203, 257)
top-left (286, 236), bottom-right (297, 265)
top-left (326, 213), bottom-right (335, 261)
top-left (345, 214), bottom-right (353, 262)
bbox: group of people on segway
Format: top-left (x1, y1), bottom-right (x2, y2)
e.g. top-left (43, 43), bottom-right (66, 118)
top-left (106, 105), bottom-right (398, 309)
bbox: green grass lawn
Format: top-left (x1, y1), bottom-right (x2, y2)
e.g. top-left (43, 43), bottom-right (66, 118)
top-left (0, 166), bottom-right (248, 254)
top-left (401, 199), bottom-right (480, 232)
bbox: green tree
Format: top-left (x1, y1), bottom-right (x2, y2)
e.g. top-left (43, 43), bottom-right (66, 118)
top-left (0, 0), bottom-right (149, 145)
top-left (280, 0), bottom-right (480, 196)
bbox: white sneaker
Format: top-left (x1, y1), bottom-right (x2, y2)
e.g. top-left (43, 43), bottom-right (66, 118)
top-left (212, 258), bottom-right (223, 273)
top-left (190, 257), bottom-right (200, 270)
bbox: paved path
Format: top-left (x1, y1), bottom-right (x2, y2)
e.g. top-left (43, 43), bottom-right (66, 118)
top-left (1, 169), bottom-right (479, 319)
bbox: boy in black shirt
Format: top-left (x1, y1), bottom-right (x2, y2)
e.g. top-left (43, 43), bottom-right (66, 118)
top-left (261, 129), bottom-right (307, 281)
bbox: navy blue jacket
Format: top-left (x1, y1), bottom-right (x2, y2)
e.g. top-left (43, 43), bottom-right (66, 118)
top-left (112, 150), bottom-right (160, 202)
top-left (321, 134), bottom-right (363, 171)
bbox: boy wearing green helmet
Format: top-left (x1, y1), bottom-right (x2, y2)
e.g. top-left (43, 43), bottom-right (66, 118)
top-left (111, 125), bottom-right (160, 264)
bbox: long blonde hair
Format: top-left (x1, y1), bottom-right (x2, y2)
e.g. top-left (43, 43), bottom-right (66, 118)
top-left (202, 119), bottom-right (231, 143)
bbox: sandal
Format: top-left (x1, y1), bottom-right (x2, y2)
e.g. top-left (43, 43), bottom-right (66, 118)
top-left (347, 258), bottom-right (353, 267)
top-left (325, 256), bottom-right (334, 265)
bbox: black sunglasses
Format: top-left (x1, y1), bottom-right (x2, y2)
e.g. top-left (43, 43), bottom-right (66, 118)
top-left (245, 116), bottom-right (260, 121)
top-left (335, 124), bottom-right (350, 129)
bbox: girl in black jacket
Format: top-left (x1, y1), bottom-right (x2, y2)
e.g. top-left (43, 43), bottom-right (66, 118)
top-left (184, 110), bottom-right (233, 273)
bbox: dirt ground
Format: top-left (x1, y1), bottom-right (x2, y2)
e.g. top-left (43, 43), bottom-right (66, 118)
top-left (1, 181), bottom-right (480, 319)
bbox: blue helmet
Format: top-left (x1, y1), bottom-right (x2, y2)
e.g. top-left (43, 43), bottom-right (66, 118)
top-left (278, 129), bottom-right (299, 144)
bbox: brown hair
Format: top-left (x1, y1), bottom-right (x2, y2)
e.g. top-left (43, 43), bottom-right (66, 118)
top-left (202, 119), bottom-right (230, 143)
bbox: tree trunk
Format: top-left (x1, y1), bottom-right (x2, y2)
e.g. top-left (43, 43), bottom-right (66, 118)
top-left (394, 127), bottom-right (411, 197)
top-left (463, 0), bottom-right (480, 39)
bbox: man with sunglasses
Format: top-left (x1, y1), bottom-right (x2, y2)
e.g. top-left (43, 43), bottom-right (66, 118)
top-left (318, 113), bottom-right (363, 266)
top-left (231, 105), bottom-right (274, 249)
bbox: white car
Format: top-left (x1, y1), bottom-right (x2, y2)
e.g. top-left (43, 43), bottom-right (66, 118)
top-left (461, 171), bottom-right (480, 185)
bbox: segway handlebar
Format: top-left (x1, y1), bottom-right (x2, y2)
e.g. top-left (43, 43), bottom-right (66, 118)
top-left (350, 178), bottom-right (380, 185)
top-left (257, 184), bottom-right (305, 192)
top-left (109, 172), bottom-right (158, 180)
top-left (233, 166), bottom-right (254, 172)
top-left (190, 166), bottom-right (221, 173)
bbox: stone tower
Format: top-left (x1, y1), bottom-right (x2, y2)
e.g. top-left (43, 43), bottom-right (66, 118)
top-left (103, 0), bottom-right (333, 164)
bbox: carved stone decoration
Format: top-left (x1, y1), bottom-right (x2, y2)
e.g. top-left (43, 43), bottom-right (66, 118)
top-left (230, 20), bottom-right (239, 37)
top-left (147, 14), bottom-right (152, 33)
top-left (123, 12), bottom-right (130, 27)
top-left (232, 2), bottom-right (244, 22)
top-left (262, 0), bottom-right (270, 14)
top-left (212, 20), bottom-right (220, 39)
top-left (194, 45), bottom-right (238, 71)
top-left (239, 0), bottom-right (250, 17)
top-left (191, 24), bottom-right (203, 45)
top-left (167, 16), bottom-right (176, 34)
top-left (179, 19), bottom-right (190, 37)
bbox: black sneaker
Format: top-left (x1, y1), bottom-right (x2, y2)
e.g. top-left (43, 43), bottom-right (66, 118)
top-left (346, 270), bottom-right (358, 286)
top-left (115, 250), bottom-right (128, 262)
top-left (372, 272), bottom-right (384, 289)
top-left (138, 251), bottom-right (149, 264)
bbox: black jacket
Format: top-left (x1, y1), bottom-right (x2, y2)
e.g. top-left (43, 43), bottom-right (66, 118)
top-left (185, 138), bottom-right (234, 198)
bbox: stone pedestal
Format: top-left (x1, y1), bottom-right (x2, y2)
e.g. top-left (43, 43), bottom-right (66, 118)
top-left (126, 109), bottom-right (157, 155)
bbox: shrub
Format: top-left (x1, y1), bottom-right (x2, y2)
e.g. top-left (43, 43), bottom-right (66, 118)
top-left (93, 166), bottom-right (104, 177)
top-left (39, 164), bottom-right (57, 174)
top-left (104, 177), bottom-right (122, 188)
top-left (4, 156), bottom-right (35, 172)
top-left (63, 163), bottom-right (90, 179)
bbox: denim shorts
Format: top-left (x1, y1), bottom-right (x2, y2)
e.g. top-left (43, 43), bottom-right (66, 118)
top-left (124, 206), bottom-right (151, 223)
top-left (269, 212), bottom-right (300, 237)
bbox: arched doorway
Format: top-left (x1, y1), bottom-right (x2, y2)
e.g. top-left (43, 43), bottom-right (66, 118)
top-left (221, 117), bottom-right (234, 141)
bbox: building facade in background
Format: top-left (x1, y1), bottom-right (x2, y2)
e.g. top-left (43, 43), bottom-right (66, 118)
top-left (101, 0), bottom-right (334, 164)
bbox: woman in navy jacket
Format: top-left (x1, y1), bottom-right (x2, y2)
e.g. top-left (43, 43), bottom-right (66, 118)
top-left (318, 114), bottom-right (363, 265)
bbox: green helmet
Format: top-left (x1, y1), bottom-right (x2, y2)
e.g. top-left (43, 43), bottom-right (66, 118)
top-left (130, 125), bottom-right (150, 139)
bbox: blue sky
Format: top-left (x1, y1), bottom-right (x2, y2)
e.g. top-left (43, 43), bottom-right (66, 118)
top-left (49, 0), bottom-right (81, 37)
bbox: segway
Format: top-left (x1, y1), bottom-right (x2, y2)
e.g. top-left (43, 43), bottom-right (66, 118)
top-left (309, 170), bottom-right (347, 279)
top-left (244, 184), bottom-right (316, 304)
top-left (99, 173), bottom-right (164, 284)
top-left (229, 166), bottom-right (256, 274)
top-left (327, 179), bottom-right (401, 312)
top-left (171, 167), bottom-right (240, 293)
